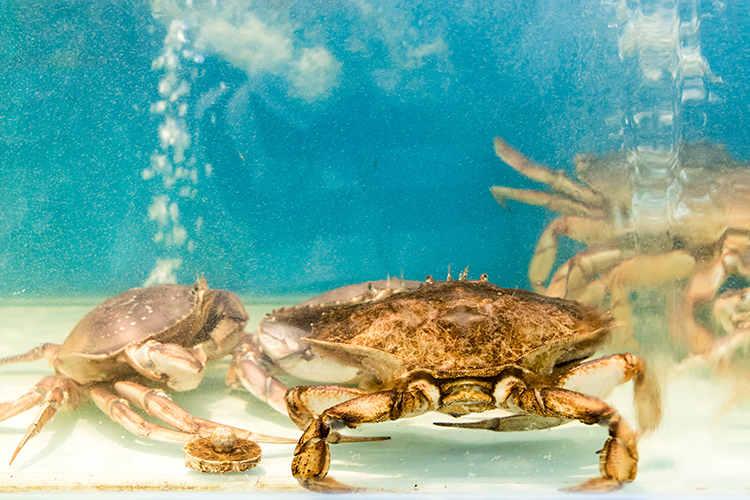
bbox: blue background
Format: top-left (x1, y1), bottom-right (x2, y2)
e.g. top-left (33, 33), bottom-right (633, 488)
top-left (0, 0), bottom-right (747, 299)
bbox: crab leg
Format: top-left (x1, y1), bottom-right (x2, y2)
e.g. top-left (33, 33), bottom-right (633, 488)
top-left (509, 386), bottom-right (638, 492)
top-left (558, 353), bottom-right (660, 433)
top-left (530, 217), bottom-right (617, 294)
top-left (493, 137), bottom-right (603, 207)
top-left (226, 340), bottom-right (290, 414)
top-left (553, 251), bottom-right (695, 351)
top-left (434, 413), bottom-right (567, 432)
top-left (288, 383), bottom-right (430, 492)
top-left (89, 385), bottom-right (196, 443)
top-left (285, 385), bottom-right (371, 430)
top-left (0, 343), bottom-right (60, 367)
top-left (437, 353), bottom-right (660, 435)
top-left (681, 234), bottom-right (750, 355)
top-left (7, 375), bottom-right (86, 464)
top-left (490, 186), bottom-right (605, 219)
top-left (113, 381), bottom-right (295, 444)
top-left (0, 390), bottom-right (43, 423)
top-left (547, 246), bottom-right (624, 299)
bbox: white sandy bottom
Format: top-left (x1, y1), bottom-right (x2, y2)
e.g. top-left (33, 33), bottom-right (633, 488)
top-left (0, 304), bottom-right (747, 496)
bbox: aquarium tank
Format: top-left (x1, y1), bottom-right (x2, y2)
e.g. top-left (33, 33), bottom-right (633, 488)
top-left (0, 0), bottom-right (749, 495)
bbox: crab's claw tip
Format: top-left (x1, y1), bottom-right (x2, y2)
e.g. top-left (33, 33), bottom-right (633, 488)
top-left (493, 136), bottom-right (508, 153)
top-left (10, 420), bottom-right (42, 465)
top-left (9, 436), bottom-right (29, 465)
top-left (489, 186), bottom-right (510, 210)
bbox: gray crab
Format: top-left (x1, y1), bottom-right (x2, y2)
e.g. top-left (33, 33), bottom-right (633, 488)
top-left (229, 271), bottom-right (660, 492)
top-left (0, 277), bottom-right (291, 464)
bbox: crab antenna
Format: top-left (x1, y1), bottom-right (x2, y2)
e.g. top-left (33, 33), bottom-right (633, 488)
top-left (9, 400), bottom-right (58, 465)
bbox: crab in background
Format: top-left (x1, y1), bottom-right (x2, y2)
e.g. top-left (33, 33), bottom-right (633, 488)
top-left (228, 271), bottom-right (659, 493)
top-left (490, 137), bottom-right (750, 354)
top-left (0, 278), bottom-right (292, 464)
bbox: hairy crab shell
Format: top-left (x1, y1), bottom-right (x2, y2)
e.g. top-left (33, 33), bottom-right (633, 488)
top-left (229, 273), bottom-right (658, 493)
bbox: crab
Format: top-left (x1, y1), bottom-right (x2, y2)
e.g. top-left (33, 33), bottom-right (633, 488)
top-left (490, 137), bottom-right (750, 353)
top-left (228, 271), bottom-right (659, 492)
top-left (0, 277), bottom-right (291, 464)
top-left (677, 287), bottom-right (750, 415)
top-left (693, 287), bottom-right (750, 372)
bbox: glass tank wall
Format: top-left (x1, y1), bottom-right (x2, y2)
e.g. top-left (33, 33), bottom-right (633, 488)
top-left (0, 0), bottom-right (749, 495)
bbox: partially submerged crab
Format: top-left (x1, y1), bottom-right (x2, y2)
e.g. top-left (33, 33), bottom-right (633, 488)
top-left (229, 272), bottom-right (658, 492)
top-left (0, 277), bottom-right (290, 464)
top-left (491, 137), bottom-right (750, 353)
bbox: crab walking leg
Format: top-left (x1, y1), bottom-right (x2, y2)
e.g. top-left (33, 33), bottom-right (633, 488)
top-left (439, 354), bottom-right (660, 434)
top-left (8, 375), bottom-right (86, 464)
top-left (529, 217), bottom-right (616, 294)
top-left (558, 353), bottom-right (661, 433)
top-left (285, 385), bottom-right (370, 430)
top-left (547, 247), bottom-right (624, 300)
top-left (226, 340), bottom-right (290, 414)
top-left (0, 343), bottom-right (61, 367)
top-left (113, 381), bottom-right (295, 444)
top-left (0, 390), bottom-right (44, 423)
top-left (89, 385), bottom-right (196, 443)
top-left (289, 383), bottom-right (432, 490)
top-left (510, 386), bottom-right (638, 492)
top-left (490, 187), bottom-right (605, 220)
top-left (434, 413), bottom-right (568, 432)
top-left (493, 137), bottom-right (603, 207)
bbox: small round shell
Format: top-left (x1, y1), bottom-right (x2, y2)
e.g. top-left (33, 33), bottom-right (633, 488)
top-left (183, 428), bottom-right (261, 474)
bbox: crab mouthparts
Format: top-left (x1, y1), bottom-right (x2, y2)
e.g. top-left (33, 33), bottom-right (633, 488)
top-left (439, 385), bottom-right (495, 416)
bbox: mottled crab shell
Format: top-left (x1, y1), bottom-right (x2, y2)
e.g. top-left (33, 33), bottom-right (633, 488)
top-left (294, 279), bottom-right (613, 385)
top-left (53, 278), bottom-right (240, 384)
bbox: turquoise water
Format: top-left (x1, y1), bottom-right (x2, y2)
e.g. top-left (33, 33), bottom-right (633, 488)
top-left (2, 0), bottom-right (745, 300)
top-left (2, 2), bottom-right (750, 495)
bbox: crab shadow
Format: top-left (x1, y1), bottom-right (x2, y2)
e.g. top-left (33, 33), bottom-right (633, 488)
top-left (325, 418), bottom-right (607, 488)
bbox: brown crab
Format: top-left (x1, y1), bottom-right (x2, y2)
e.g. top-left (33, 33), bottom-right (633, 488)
top-left (490, 137), bottom-right (750, 352)
top-left (696, 287), bottom-right (750, 372)
top-left (0, 277), bottom-right (291, 464)
top-left (228, 272), bottom-right (659, 492)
